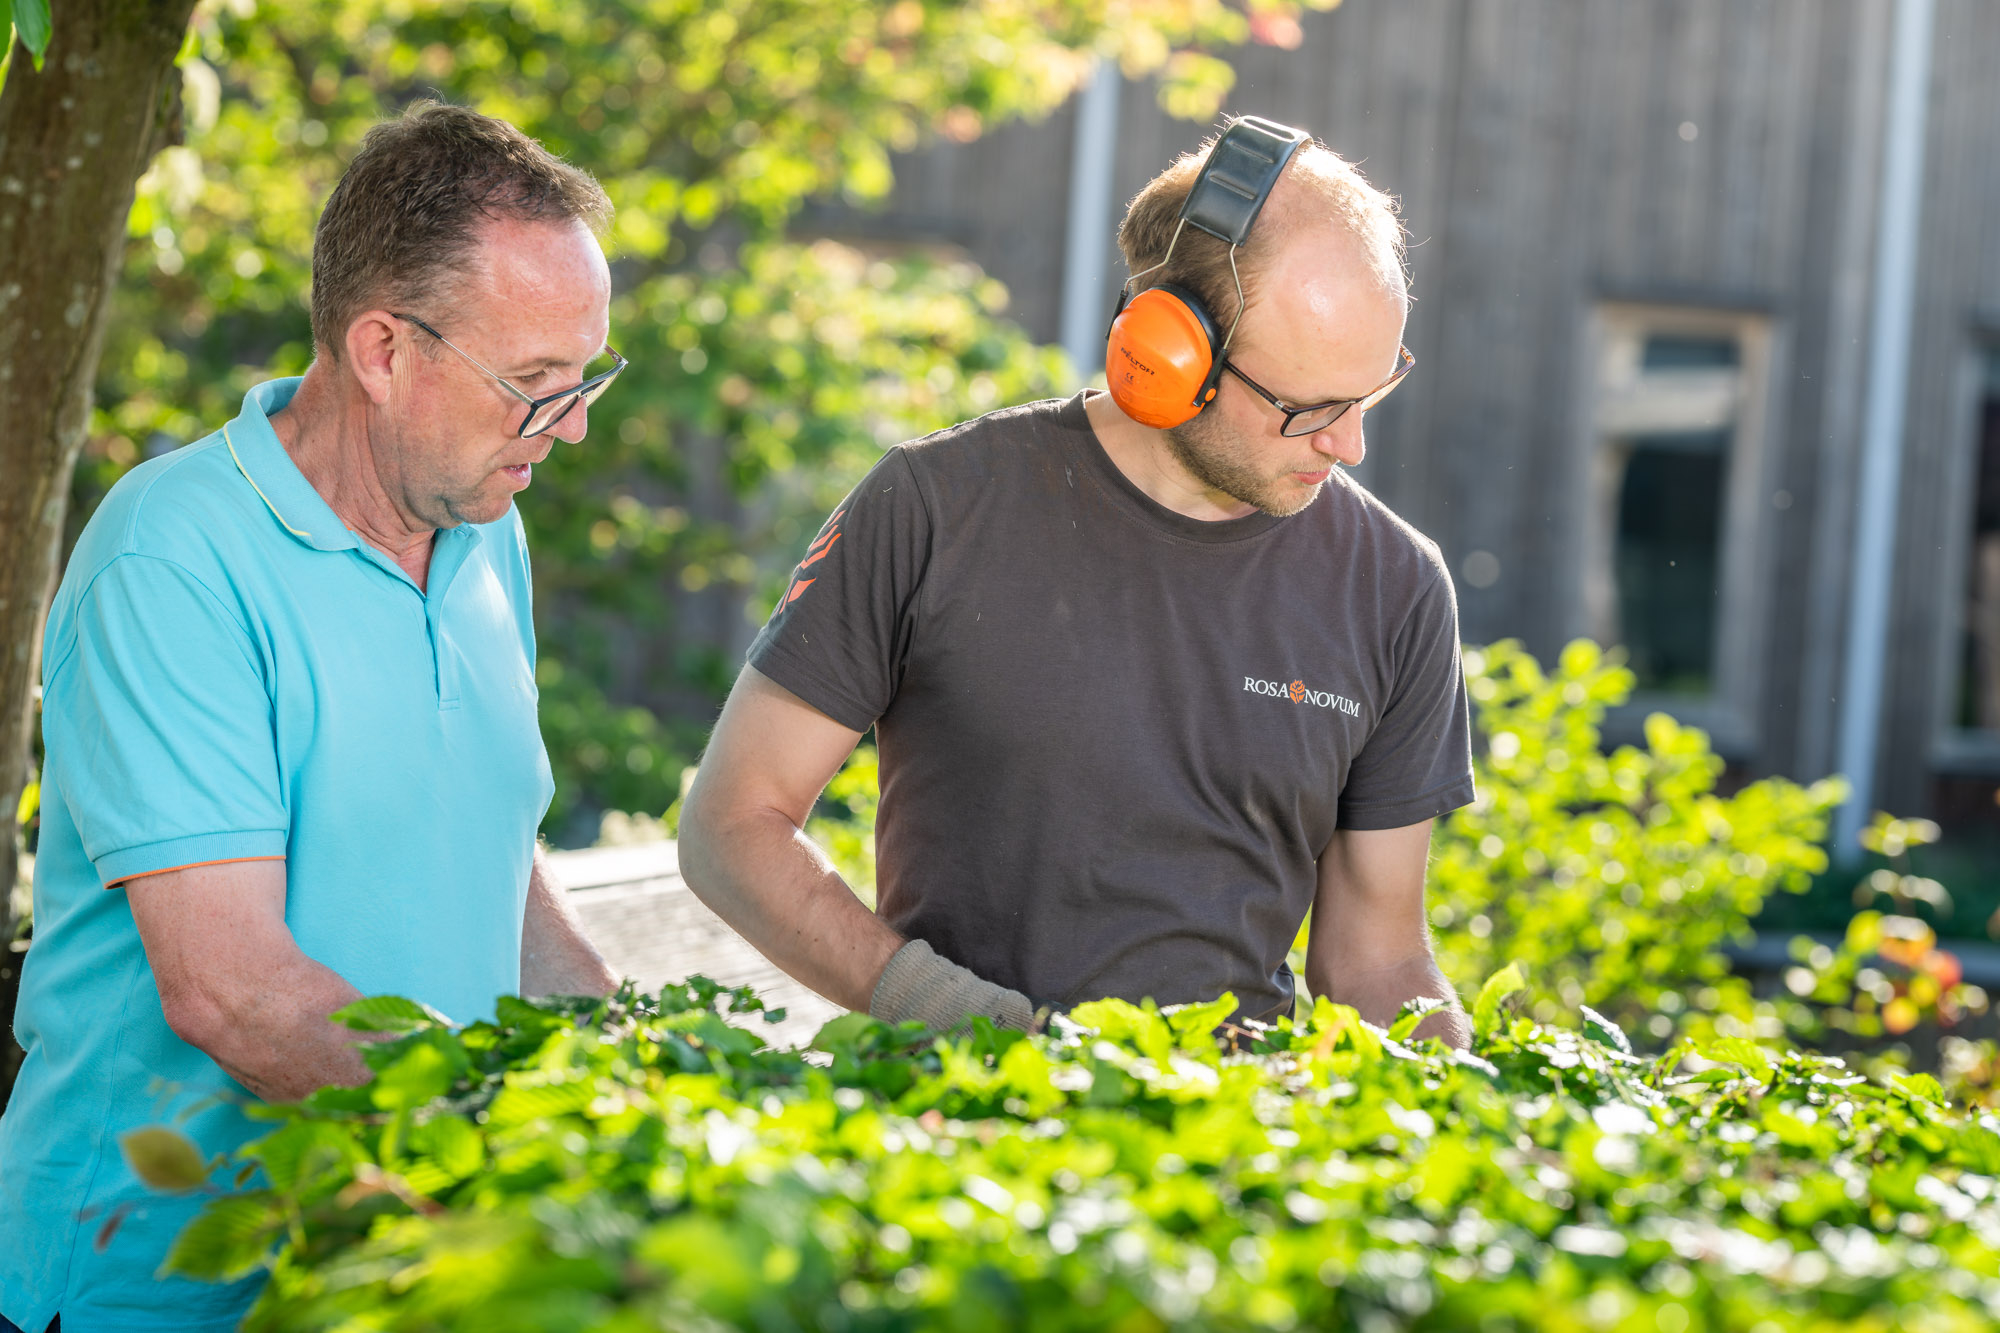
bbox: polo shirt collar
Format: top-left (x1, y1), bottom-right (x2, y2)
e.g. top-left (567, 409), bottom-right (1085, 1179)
top-left (220, 378), bottom-right (491, 591)
top-left (220, 377), bottom-right (360, 554)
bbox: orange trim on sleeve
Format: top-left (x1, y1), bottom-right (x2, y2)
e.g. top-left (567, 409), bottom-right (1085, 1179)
top-left (106, 855), bottom-right (285, 889)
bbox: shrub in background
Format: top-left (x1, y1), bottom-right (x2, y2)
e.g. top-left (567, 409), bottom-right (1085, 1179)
top-left (1426, 641), bottom-right (1843, 1048)
top-left (1426, 642), bottom-right (1992, 1096)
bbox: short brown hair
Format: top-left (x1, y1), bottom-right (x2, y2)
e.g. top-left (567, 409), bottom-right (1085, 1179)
top-left (310, 101), bottom-right (613, 360)
top-left (1116, 134), bottom-right (1405, 329)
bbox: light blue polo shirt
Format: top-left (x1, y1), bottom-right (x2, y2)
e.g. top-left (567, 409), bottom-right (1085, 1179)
top-left (0, 378), bottom-right (555, 1332)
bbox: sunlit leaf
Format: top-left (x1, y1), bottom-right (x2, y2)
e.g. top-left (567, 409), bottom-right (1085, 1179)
top-left (1472, 962), bottom-right (1527, 1039)
top-left (331, 995), bottom-right (451, 1034)
top-left (120, 1125), bottom-right (209, 1194)
top-left (159, 1194), bottom-right (282, 1281)
top-left (9, 0), bottom-right (50, 68)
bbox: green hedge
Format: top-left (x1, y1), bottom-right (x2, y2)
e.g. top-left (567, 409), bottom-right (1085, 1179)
top-left (126, 637), bottom-right (2000, 1328)
top-left (144, 979), bottom-right (2000, 1331)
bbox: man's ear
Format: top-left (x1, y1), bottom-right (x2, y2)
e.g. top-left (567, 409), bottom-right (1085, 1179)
top-left (344, 310), bottom-right (402, 406)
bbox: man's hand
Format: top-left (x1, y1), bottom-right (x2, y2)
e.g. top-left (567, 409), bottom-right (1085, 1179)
top-left (126, 859), bottom-right (376, 1101)
top-left (1305, 820), bottom-right (1470, 1049)
top-left (520, 843), bottom-right (619, 998)
top-left (677, 665), bottom-right (908, 1012)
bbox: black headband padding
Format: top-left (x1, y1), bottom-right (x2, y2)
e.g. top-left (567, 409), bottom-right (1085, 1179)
top-left (1179, 116), bottom-right (1309, 247)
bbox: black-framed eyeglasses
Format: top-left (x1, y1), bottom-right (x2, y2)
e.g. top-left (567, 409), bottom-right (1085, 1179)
top-left (394, 313), bottom-right (627, 439)
top-left (1223, 345), bottom-right (1416, 437)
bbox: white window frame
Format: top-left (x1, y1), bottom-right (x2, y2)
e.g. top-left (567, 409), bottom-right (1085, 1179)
top-left (1571, 303), bottom-right (1778, 758)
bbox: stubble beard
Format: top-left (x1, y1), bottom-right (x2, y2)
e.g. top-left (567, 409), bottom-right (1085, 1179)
top-left (419, 442), bottom-right (519, 530)
top-left (1164, 412), bottom-right (1324, 518)
top-left (439, 479), bottom-right (512, 528)
top-left (404, 464), bottom-right (494, 531)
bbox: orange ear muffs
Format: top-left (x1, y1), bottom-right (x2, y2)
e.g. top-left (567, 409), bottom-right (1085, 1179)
top-left (1105, 282), bottom-right (1223, 430)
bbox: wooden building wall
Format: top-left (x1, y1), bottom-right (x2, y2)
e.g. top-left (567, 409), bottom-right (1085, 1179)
top-left (806, 0), bottom-right (2000, 821)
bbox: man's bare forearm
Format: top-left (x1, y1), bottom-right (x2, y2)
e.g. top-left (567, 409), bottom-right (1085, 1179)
top-left (132, 863), bottom-right (386, 1102)
top-left (520, 844), bottom-right (620, 998)
top-left (677, 796), bottom-right (904, 1013)
top-left (1311, 951), bottom-right (1471, 1049)
top-left (169, 954), bottom-right (377, 1102)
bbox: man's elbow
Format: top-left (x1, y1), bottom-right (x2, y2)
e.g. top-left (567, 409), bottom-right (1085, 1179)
top-left (156, 977), bottom-right (241, 1061)
top-left (675, 775), bottom-right (725, 888)
top-left (678, 775), bottom-right (780, 886)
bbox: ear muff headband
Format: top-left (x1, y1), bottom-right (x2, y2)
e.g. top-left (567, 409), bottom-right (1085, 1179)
top-left (1105, 116), bottom-right (1309, 430)
top-left (1104, 283), bottom-right (1222, 430)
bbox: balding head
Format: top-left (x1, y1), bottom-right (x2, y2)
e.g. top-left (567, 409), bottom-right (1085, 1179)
top-left (1116, 135), bottom-right (1406, 331)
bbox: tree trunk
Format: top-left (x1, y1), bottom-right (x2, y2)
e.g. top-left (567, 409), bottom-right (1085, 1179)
top-left (0, 0), bottom-right (195, 1109)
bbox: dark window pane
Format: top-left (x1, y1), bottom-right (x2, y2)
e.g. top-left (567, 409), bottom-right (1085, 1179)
top-left (1615, 431), bottom-right (1728, 695)
top-left (1957, 368), bottom-right (2000, 729)
top-left (1641, 335), bottom-right (1739, 370)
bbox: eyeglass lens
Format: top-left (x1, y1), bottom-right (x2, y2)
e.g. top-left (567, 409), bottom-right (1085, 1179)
top-left (1281, 365), bottom-right (1410, 437)
top-left (1283, 402), bottom-right (1353, 437)
top-left (521, 358), bottom-right (623, 437)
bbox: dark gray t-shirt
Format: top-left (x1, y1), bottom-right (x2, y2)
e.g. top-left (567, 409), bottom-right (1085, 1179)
top-left (748, 393), bottom-right (1474, 1023)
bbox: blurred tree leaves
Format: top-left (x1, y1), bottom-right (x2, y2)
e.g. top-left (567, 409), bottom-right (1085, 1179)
top-left (83, 0), bottom-right (1340, 840)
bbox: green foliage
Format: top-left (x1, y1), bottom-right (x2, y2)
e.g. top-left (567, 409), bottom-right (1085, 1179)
top-left (1778, 909), bottom-right (1989, 1050)
top-left (144, 636), bottom-right (2000, 1324)
top-left (79, 0), bottom-right (1334, 840)
top-left (1851, 813), bottom-right (1959, 925)
top-left (328, 995), bottom-right (453, 1033)
top-left (1428, 641), bottom-right (1847, 1047)
top-left (161, 981), bottom-right (2000, 1330)
top-left (1470, 960), bottom-right (1526, 1040)
top-left (6, 0), bottom-right (51, 71)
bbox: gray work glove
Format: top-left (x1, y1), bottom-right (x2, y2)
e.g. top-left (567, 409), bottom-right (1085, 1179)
top-left (869, 938), bottom-right (1036, 1034)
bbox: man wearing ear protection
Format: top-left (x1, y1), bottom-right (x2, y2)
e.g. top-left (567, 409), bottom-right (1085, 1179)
top-left (679, 118), bottom-right (1476, 1047)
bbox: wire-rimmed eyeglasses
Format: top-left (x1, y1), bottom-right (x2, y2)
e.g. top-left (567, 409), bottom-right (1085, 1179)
top-left (394, 313), bottom-right (626, 439)
top-left (1224, 345), bottom-right (1416, 437)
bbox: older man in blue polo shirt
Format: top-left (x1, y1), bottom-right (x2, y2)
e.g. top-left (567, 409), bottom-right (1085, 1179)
top-left (0, 103), bottom-right (626, 1333)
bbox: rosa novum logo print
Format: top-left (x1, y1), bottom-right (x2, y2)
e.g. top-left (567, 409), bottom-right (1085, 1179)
top-left (1244, 675), bottom-right (1361, 717)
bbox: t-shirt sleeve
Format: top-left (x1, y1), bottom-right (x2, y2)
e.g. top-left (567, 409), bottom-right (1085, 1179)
top-left (44, 554), bottom-right (288, 886)
top-left (746, 448), bottom-right (932, 732)
top-left (1336, 568), bottom-right (1477, 830)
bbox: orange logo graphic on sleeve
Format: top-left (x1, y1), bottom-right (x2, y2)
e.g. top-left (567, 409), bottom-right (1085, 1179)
top-left (781, 510), bottom-right (843, 607)
top-left (1288, 680), bottom-right (1306, 703)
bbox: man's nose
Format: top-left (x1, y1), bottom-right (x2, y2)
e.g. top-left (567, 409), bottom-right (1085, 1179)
top-left (1307, 411), bottom-right (1366, 467)
top-left (552, 398), bottom-right (590, 445)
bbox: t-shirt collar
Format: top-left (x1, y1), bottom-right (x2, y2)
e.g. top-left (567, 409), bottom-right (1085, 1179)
top-left (1065, 391), bottom-right (1287, 545)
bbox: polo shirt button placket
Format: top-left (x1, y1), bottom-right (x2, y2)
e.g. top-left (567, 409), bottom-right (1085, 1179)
top-left (428, 603), bottom-right (461, 710)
